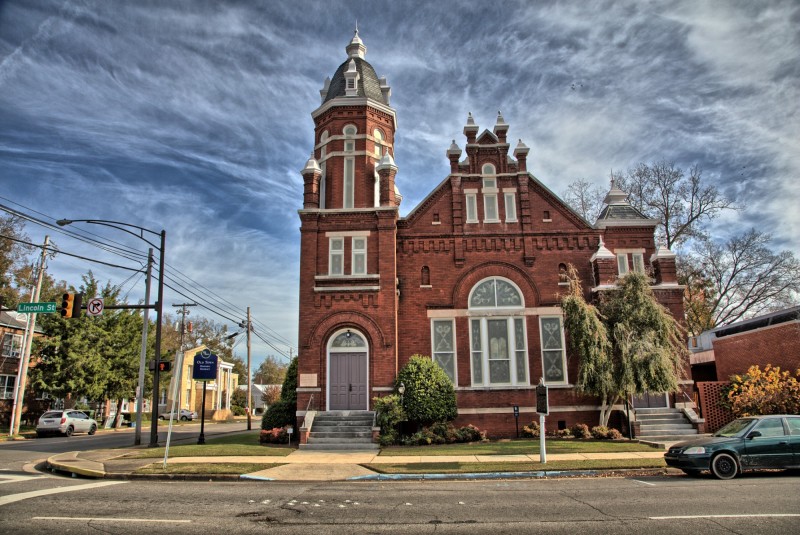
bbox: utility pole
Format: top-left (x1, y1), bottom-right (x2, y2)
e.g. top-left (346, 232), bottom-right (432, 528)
top-left (172, 303), bottom-right (197, 414)
top-left (10, 235), bottom-right (48, 436)
top-left (246, 307), bottom-right (252, 430)
top-left (134, 248), bottom-right (154, 445)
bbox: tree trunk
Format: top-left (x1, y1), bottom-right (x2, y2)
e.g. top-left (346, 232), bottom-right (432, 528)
top-left (599, 394), bottom-right (620, 427)
top-left (113, 399), bottom-right (124, 429)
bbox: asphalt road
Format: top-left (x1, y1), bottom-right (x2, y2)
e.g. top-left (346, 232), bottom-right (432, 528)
top-left (0, 469), bottom-right (798, 534)
top-left (0, 421), bottom-right (249, 467)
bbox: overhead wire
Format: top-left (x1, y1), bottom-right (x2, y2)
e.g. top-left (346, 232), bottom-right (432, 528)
top-left (3, 198), bottom-right (295, 353)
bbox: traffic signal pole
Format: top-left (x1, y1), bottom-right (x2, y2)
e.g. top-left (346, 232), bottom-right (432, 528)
top-left (246, 306), bottom-right (252, 431)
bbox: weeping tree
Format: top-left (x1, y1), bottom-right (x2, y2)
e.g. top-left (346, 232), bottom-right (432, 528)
top-left (561, 266), bottom-right (688, 426)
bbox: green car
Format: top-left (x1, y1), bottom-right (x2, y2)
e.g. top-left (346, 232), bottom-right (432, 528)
top-left (665, 415), bottom-right (800, 479)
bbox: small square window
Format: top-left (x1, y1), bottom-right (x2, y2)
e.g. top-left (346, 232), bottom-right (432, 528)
top-left (543, 211), bottom-right (551, 221)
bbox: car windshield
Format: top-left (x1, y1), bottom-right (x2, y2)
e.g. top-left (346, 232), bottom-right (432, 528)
top-left (714, 418), bottom-right (755, 437)
top-left (41, 411), bottom-right (62, 418)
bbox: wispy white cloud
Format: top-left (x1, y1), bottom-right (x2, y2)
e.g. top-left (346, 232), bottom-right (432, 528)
top-left (1, 0), bottom-right (798, 368)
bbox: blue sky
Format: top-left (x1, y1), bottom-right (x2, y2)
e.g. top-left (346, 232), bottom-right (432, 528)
top-left (1, 1), bottom-right (798, 371)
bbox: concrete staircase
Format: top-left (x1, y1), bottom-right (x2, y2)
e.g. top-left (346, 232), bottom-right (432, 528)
top-left (299, 411), bottom-right (379, 451)
top-left (635, 407), bottom-right (706, 445)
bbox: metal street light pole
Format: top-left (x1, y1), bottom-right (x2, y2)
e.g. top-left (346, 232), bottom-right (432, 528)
top-left (134, 248), bottom-right (153, 445)
top-left (57, 219), bottom-right (166, 447)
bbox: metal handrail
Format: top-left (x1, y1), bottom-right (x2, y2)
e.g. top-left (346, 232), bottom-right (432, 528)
top-left (301, 394), bottom-right (315, 429)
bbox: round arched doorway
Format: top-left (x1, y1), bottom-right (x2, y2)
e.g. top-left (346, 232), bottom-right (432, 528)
top-left (327, 329), bottom-right (369, 410)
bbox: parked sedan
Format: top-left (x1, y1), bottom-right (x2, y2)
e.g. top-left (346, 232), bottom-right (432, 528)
top-left (665, 414), bottom-right (800, 479)
top-left (158, 408), bottom-right (197, 421)
top-left (36, 410), bottom-right (98, 437)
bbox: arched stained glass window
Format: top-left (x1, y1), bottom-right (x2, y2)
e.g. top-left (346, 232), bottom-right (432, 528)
top-left (331, 331), bottom-right (366, 348)
top-left (469, 278), bottom-right (523, 308)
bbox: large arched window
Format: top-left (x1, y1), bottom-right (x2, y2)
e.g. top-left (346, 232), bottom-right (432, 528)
top-left (343, 125), bottom-right (356, 208)
top-left (319, 131), bottom-right (329, 209)
top-left (468, 278), bottom-right (528, 386)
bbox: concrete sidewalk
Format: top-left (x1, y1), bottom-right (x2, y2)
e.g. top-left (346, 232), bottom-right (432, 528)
top-left (45, 448), bottom-right (669, 482)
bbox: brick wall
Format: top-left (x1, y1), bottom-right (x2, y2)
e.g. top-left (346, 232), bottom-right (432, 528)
top-left (712, 321), bottom-right (800, 381)
top-left (696, 381), bottom-right (734, 433)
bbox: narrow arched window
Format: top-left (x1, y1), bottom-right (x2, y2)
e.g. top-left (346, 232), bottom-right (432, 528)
top-left (558, 263), bottom-right (568, 284)
top-left (421, 266), bottom-right (430, 286)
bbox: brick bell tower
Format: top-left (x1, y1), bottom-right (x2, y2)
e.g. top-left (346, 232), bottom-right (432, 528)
top-left (297, 30), bottom-right (401, 418)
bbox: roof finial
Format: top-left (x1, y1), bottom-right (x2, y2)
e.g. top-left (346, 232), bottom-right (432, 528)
top-left (355, 20), bottom-right (358, 36)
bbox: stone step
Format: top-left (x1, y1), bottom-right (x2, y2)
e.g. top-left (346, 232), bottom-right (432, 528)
top-left (307, 436), bottom-right (374, 444)
top-left (634, 407), bottom-right (682, 414)
top-left (299, 443), bottom-right (380, 451)
top-left (312, 422), bottom-right (374, 430)
top-left (308, 427), bottom-right (372, 438)
top-left (638, 425), bottom-right (695, 432)
top-left (636, 413), bottom-right (686, 421)
top-left (638, 428), bottom-right (698, 437)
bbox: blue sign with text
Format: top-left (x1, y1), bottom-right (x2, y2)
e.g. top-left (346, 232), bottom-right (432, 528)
top-left (192, 349), bottom-right (218, 382)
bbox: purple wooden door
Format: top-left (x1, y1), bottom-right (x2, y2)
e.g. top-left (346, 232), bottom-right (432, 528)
top-left (330, 352), bottom-right (367, 410)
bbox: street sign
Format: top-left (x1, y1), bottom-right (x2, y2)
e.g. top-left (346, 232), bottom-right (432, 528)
top-left (192, 349), bottom-right (218, 382)
top-left (86, 298), bottom-right (104, 316)
top-left (536, 381), bottom-right (549, 415)
top-left (17, 302), bottom-right (57, 314)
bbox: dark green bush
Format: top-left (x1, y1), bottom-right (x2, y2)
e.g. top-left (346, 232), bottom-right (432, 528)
top-left (373, 394), bottom-right (406, 445)
top-left (396, 355), bottom-right (457, 426)
top-left (261, 399), bottom-right (295, 430)
top-left (281, 357), bottom-right (298, 404)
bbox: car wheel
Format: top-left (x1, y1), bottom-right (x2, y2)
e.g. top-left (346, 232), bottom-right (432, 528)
top-left (158, 415), bottom-right (165, 420)
top-left (681, 469), bottom-right (702, 477)
top-left (64, 426), bottom-right (74, 437)
top-left (180, 415), bottom-right (188, 421)
top-left (36, 431), bottom-right (44, 438)
top-left (88, 424), bottom-right (97, 435)
top-left (711, 453), bottom-right (738, 480)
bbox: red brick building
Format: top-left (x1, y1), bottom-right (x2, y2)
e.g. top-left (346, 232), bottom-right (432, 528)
top-left (296, 32), bottom-right (685, 436)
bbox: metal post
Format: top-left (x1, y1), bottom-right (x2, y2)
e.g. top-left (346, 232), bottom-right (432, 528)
top-left (198, 382), bottom-right (207, 445)
top-left (10, 235), bottom-right (48, 436)
top-left (134, 248), bottom-right (153, 445)
top-left (539, 413), bottom-right (546, 464)
top-left (246, 306), bottom-right (252, 431)
top-left (149, 229), bottom-right (166, 447)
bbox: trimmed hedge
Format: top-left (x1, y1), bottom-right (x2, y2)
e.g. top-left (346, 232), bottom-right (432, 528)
top-left (396, 355), bottom-right (457, 426)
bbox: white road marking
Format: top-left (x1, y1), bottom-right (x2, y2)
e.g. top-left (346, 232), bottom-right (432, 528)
top-left (631, 479), bottom-right (656, 486)
top-left (34, 517), bottom-right (191, 523)
top-left (0, 474), bottom-right (46, 485)
top-left (650, 514), bottom-right (800, 520)
top-left (0, 480), bottom-right (126, 506)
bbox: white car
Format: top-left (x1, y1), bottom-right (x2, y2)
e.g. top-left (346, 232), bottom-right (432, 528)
top-left (36, 410), bottom-right (98, 437)
top-left (158, 409), bottom-right (197, 421)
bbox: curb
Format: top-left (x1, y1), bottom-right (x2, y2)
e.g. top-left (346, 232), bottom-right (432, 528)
top-left (349, 467), bottom-right (675, 481)
top-left (46, 455), bottom-right (104, 479)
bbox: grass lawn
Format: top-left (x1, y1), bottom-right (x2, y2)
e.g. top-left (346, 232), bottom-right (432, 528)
top-left (123, 430), bottom-right (295, 458)
top-left (136, 463), bottom-right (283, 475)
top-left (364, 458), bottom-right (667, 474)
top-left (379, 439), bottom-right (661, 457)
top-left (0, 426), bottom-right (36, 441)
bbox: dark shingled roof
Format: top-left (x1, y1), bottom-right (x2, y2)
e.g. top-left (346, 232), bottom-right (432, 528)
top-left (323, 58), bottom-right (384, 104)
top-left (596, 204), bottom-right (650, 222)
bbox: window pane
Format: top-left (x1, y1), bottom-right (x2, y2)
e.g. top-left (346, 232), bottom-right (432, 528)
top-left (484, 194), bottom-right (498, 220)
top-left (540, 317), bottom-right (563, 349)
top-left (331, 331), bottom-right (366, 348)
top-left (543, 350), bottom-right (565, 382)
top-left (344, 158), bottom-right (354, 208)
top-left (514, 318), bottom-right (527, 383)
top-left (466, 194), bottom-right (477, 222)
top-left (353, 253), bottom-right (365, 274)
top-left (434, 353), bottom-right (455, 382)
top-left (495, 279), bottom-right (522, 307)
top-left (470, 280), bottom-right (496, 307)
top-left (483, 177), bottom-right (496, 188)
top-left (471, 319), bottom-right (483, 384)
top-left (617, 254), bottom-right (628, 275)
top-left (505, 193), bottom-right (516, 221)
top-left (487, 319), bottom-right (510, 384)
top-left (330, 238), bottom-right (343, 251)
top-left (433, 320), bottom-right (454, 352)
top-left (633, 253), bottom-right (645, 273)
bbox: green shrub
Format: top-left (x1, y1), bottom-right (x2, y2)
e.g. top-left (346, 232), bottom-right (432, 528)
top-left (607, 428), bottom-right (623, 440)
top-left (396, 355), bottom-right (457, 426)
top-left (458, 424), bottom-right (485, 443)
top-left (571, 423), bottom-right (591, 439)
top-left (373, 394), bottom-right (406, 445)
top-left (261, 399), bottom-right (295, 430)
top-left (554, 428), bottom-right (573, 438)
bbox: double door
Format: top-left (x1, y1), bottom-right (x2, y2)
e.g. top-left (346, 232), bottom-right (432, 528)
top-left (329, 352), bottom-right (367, 410)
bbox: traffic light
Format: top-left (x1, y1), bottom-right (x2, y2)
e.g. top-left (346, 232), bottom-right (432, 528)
top-left (158, 361), bottom-right (172, 372)
top-left (60, 293), bottom-right (83, 318)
